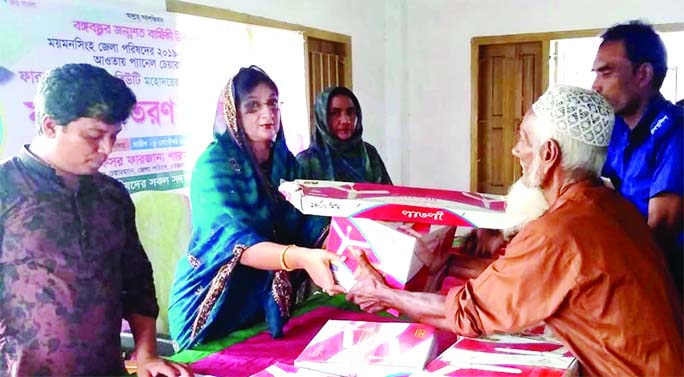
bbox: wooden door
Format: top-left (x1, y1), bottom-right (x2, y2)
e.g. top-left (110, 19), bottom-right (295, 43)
top-left (476, 42), bottom-right (542, 194)
top-left (307, 37), bottom-right (349, 129)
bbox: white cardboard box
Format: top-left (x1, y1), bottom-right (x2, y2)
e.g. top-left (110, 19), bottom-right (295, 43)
top-left (294, 320), bottom-right (437, 377)
top-left (421, 333), bottom-right (579, 376)
top-left (280, 180), bottom-right (510, 293)
top-left (250, 362), bottom-right (336, 377)
top-left (280, 180), bottom-right (509, 229)
top-left (328, 217), bottom-right (455, 292)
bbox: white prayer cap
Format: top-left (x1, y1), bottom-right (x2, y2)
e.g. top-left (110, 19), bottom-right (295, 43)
top-left (531, 84), bottom-right (614, 147)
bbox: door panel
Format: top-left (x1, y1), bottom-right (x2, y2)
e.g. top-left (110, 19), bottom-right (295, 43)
top-left (307, 37), bottom-right (347, 129)
top-left (477, 42), bottom-right (542, 194)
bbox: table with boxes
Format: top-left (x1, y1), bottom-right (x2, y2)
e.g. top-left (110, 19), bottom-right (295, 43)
top-left (256, 180), bottom-right (578, 376)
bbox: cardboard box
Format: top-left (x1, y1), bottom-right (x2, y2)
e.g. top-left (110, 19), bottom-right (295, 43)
top-left (280, 180), bottom-right (510, 293)
top-left (421, 333), bottom-right (579, 376)
top-left (328, 217), bottom-right (456, 292)
top-left (294, 320), bottom-right (437, 377)
top-left (280, 180), bottom-right (509, 229)
top-left (250, 362), bottom-right (336, 377)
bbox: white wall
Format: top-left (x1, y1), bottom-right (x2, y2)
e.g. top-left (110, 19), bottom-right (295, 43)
top-left (404, 0), bottom-right (684, 190)
top-left (94, 0), bottom-right (400, 180)
top-left (383, 0), bottom-right (409, 184)
top-left (55, 0), bottom-right (684, 190)
top-left (181, 0), bottom-right (391, 158)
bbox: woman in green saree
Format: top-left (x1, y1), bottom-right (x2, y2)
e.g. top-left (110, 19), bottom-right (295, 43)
top-left (168, 66), bottom-right (343, 351)
top-left (297, 86), bottom-right (392, 184)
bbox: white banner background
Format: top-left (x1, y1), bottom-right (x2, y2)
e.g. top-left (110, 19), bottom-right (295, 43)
top-left (0, 0), bottom-right (310, 192)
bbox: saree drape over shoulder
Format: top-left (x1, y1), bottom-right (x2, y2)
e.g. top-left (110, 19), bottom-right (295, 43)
top-left (296, 87), bottom-right (392, 184)
top-left (168, 76), bottom-right (328, 351)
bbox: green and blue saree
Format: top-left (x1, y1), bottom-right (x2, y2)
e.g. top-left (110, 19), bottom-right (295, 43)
top-left (168, 74), bottom-right (328, 351)
top-left (296, 87), bottom-right (392, 184)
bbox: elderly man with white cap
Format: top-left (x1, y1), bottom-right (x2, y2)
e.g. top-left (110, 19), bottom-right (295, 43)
top-left (346, 85), bottom-right (683, 376)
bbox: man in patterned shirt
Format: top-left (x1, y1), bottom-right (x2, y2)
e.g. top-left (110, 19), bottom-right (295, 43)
top-left (0, 64), bottom-right (192, 376)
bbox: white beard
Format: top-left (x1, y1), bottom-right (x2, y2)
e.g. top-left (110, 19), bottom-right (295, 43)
top-left (505, 157), bottom-right (549, 232)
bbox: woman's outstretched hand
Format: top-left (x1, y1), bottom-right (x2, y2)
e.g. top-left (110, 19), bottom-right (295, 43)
top-left (289, 247), bottom-right (346, 295)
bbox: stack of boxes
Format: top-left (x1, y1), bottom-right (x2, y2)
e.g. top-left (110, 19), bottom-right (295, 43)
top-left (251, 322), bottom-right (578, 377)
top-left (255, 180), bottom-right (578, 376)
top-left (279, 180), bottom-right (511, 293)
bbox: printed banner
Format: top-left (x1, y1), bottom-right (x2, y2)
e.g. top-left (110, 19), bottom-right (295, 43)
top-left (0, 0), bottom-right (309, 192)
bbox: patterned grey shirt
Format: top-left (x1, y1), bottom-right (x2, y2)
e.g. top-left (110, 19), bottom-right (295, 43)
top-left (0, 147), bottom-right (158, 375)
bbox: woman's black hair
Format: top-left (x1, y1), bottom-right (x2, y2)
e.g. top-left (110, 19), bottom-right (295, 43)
top-left (232, 65), bottom-right (278, 109)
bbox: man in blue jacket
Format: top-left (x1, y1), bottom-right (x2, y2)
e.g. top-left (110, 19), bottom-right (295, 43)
top-left (592, 20), bottom-right (683, 292)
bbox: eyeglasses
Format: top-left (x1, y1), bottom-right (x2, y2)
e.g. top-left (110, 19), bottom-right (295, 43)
top-left (241, 98), bottom-right (282, 114)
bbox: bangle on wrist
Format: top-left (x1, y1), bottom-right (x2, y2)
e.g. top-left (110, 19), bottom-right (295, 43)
top-left (280, 244), bottom-right (296, 271)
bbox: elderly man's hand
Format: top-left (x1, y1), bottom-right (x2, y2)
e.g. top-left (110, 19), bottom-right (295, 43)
top-left (345, 248), bottom-right (390, 313)
top-left (462, 228), bottom-right (506, 258)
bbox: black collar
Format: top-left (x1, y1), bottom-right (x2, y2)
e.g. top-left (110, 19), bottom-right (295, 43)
top-left (18, 145), bottom-right (96, 190)
top-left (628, 94), bottom-right (668, 144)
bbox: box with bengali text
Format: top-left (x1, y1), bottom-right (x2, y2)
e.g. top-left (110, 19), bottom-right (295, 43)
top-left (294, 320), bottom-right (437, 377)
top-left (280, 180), bottom-right (511, 292)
